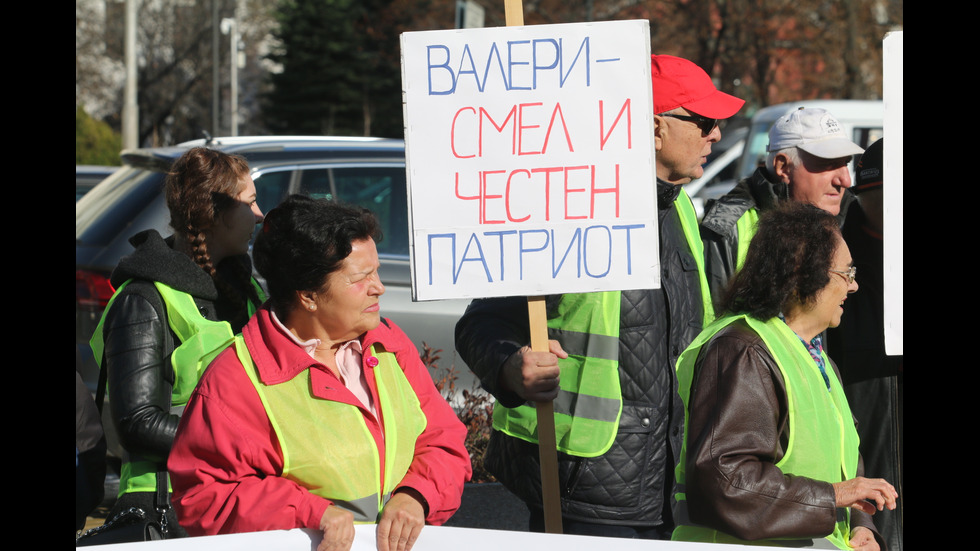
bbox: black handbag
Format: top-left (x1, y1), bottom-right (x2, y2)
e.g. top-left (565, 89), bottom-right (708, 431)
top-left (77, 325), bottom-right (175, 546)
top-left (75, 469), bottom-right (172, 546)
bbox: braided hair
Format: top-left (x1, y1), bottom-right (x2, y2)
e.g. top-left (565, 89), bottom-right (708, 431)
top-left (165, 147), bottom-right (258, 329)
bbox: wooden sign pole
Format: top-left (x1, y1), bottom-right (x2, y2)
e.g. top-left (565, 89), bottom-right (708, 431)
top-left (504, 0), bottom-right (524, 25)
top-left (526, 296), bottom-right (563, 534)
top-left (501, 0), bottom-right (561, 535)
top-left (500, 1), bottom-right (562, 536)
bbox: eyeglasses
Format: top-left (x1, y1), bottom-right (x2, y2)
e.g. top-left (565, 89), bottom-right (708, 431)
top-left (829, 266), bottom-right (857, 285)
top-left (660, 112), bottom-right (719, 136)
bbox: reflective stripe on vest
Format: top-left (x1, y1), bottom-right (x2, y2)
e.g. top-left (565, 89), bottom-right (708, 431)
top-left (236, 336), bottom-right (426, 523)
top-left (672, 315), bottom-right (860, 549)
top-left (677, 187), bottom-right (714, 325)
top-left (91, 279), bottom-right (264, 496)
top-left (492, 292), bottom-right (623, 458)
top-left (734, 207), bottom-right (761, 274)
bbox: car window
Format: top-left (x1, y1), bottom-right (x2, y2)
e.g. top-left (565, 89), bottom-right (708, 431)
top-left (76, 166), bottom-right (167, 245)
top-left (297, 167), bottom-right (409, 257)
top-left (739, 120), bottom-right (773, 180)
top-left (854, 127), bottom-right (884, 149)
top-left (298, 168), bottom-right (332, 199)
top-left (252, 169), bottom-right (292, 214)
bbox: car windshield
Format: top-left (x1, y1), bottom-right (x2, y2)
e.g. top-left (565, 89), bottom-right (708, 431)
top-left (76, 166), bottom-right (167, 246)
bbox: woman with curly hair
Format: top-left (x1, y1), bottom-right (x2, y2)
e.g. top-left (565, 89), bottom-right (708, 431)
top-left (671, 203), bottom-right (897, 550)
top-left (90, 147), bottom-right (265, 537)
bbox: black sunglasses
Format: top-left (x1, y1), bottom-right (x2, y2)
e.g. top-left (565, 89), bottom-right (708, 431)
top-left (660, 112), bottom-right (719, 136)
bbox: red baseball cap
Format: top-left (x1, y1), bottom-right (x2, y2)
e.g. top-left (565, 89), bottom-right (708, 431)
top-left (650, 55), bottom-right (744, 119)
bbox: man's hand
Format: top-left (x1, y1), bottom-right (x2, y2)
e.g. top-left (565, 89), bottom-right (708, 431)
top-left (832, 477), bottom-right (898, 515)
top-left (377, 490), bottom-right (425, 551)
top-left (848, 526), bottom-right (879, 551)
top-left (318, 505), bottom-right (355, 551)
top-left (499, 340), bottom-right (568, 402)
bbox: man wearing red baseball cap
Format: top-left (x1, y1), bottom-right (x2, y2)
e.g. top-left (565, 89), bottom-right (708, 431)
top-left (456, 55), bottom-right (744, 539)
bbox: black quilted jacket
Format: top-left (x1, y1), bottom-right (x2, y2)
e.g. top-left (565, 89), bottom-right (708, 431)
top-left (455, 180), bottom-right (705, 528)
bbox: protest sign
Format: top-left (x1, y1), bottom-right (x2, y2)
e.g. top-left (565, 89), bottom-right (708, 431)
top-left (401, 20), bottom-right (657, 301)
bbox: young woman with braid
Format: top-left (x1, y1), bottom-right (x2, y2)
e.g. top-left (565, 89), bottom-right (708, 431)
top-left (91, 147), bottom-right (265, 536)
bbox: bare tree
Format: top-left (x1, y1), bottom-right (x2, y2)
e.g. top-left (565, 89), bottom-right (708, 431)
top-left (76, 0), bottom-right (279, 146)
top-left (77, 0), bottom-right (125, 121)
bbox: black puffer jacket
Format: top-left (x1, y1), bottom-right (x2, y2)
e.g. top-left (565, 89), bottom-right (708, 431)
top-left (102, 230), bottom-right (253, 467)
top-left (455, 181), bottom-right (704, 527)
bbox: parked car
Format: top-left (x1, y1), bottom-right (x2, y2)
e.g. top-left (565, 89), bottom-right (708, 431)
top-left (76, 137), bottom-right (475, 423)
top-left (76, 165), bottom-right (118, 201)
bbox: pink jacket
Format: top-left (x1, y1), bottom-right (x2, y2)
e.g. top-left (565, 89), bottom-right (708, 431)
top-left (169, 306), bottom-right (471, 535)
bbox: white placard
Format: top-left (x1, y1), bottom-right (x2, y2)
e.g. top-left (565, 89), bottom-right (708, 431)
top-left (883, 31), bottom-right (903, 356)
top-left (401, 20), bottom-right (658, 301)
top-left (86, 524), bottom-right (804, 551)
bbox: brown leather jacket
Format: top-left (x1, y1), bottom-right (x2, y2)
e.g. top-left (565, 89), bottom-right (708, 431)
top-left (682, 321), bottom-right (884, 548)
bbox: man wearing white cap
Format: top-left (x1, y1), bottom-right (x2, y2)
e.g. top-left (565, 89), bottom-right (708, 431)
top-left (700, 107), bottom-right (865, 299)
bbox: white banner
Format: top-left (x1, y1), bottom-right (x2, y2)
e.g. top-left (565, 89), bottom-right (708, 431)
top-left (401, 20), bottom-right (659, 301)
top-left (882, 31), bottom-right (903, 356)
top-left (86, 524), bottom-right (803, 550)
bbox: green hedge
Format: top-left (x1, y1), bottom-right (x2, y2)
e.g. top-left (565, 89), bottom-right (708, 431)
top-left (76, 106), bottom-right (122, 166)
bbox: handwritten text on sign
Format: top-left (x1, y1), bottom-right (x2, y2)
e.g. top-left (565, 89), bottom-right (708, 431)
top-left (402, 21), bottom-right (659, 301)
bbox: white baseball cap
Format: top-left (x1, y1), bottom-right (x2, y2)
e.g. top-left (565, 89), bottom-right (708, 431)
top-left (768, 107), bottom-right (864, 159)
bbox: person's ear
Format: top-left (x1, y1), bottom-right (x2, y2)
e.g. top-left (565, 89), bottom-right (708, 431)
top-left (653, 114), bottom-right (666, 152)
top-left (298, 290), bottom-right (317, 312)
top-left (773, 153), bottom-right (793, 184)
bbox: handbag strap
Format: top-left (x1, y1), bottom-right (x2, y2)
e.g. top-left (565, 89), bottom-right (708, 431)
top-left (95, 354), bottom-right (108, 414)
top-left (153, 467), bottom-right (171, 536)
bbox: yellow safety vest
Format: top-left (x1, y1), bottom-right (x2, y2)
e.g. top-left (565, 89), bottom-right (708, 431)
top-left (492, 192), bottom-right (713, 458)
top-left (237, 336), bottom-right (427, 522)
top-left (492, 292), bottom-right (623, 458)
top-left (673, 315), bottom-right (860, 549)
top-left (677, 187), bottom-right (714, 325)
top-left (734, 207), bottom-right (761, 274)
top-left (91, 279), bottom-right (264, 495)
